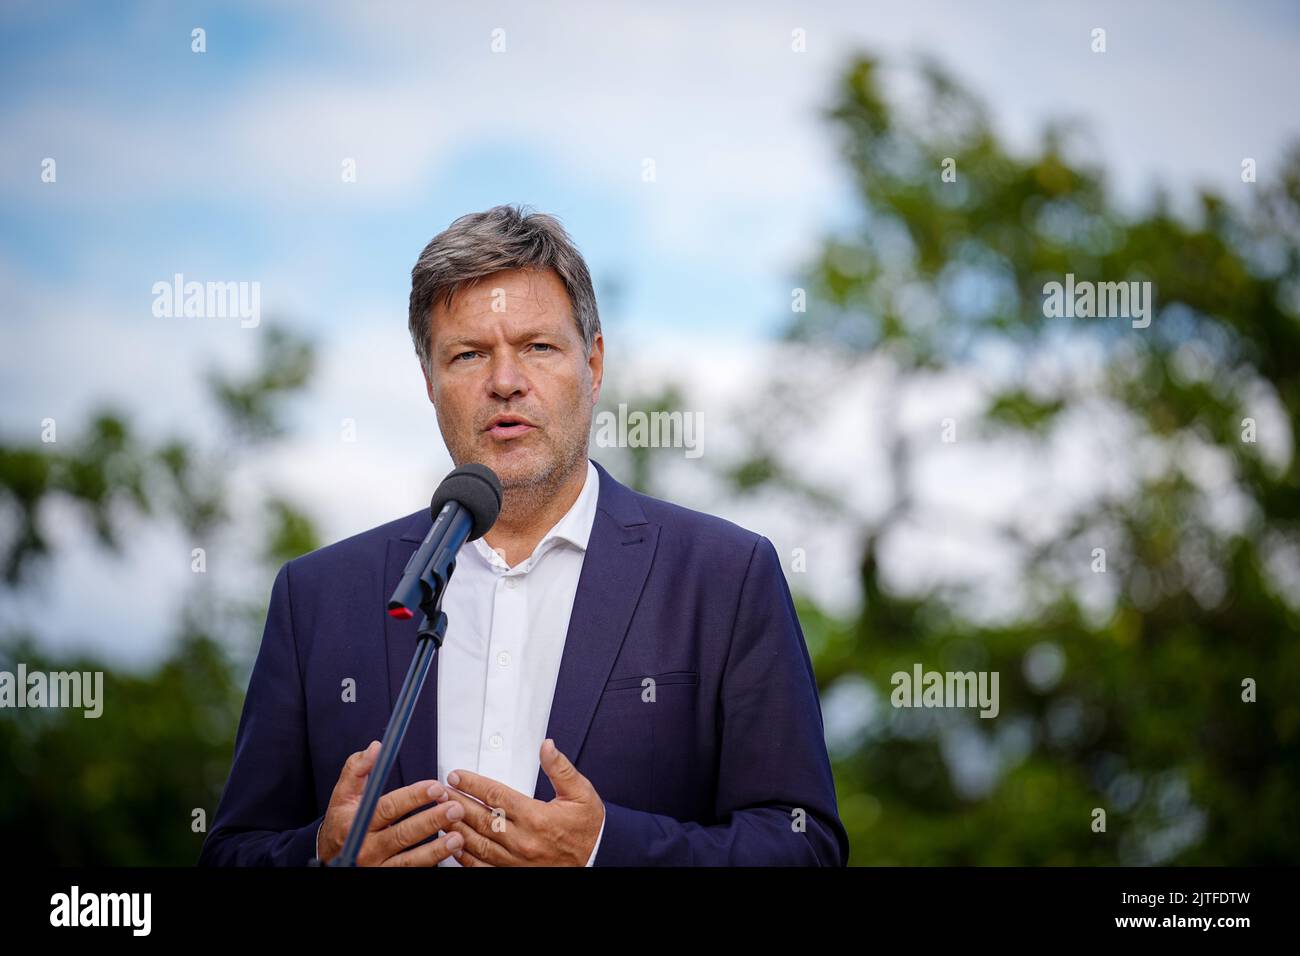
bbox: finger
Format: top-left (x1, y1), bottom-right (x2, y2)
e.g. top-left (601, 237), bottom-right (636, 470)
top-left (369, 793), bottom-right (466, 860)
top-left (439, 788), bottom-right (525, 855)
top-left (336, 740), bottom-right (381, 799)
top-left (446, 820), bottom-right (513, 867)
top-left (539, 738), bottom-right (589, 801)
top-left (369, 778), bottom-right (448, 832)
top-left (444, 769), bottom-right (533, 821)
top-left (381, 829), bottom-right (465, 868)
top-left (450, 843), bottom-right (494, 867)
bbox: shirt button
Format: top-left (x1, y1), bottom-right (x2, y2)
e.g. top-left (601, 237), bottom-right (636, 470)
top-left (497, 651), bottom-right (511, 667)
top-left (489, 733), bottom-right (503, 750)
top-left (504, 577), bottom-right (519, 590)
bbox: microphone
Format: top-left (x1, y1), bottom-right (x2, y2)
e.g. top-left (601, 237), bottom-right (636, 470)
top-left (387, 463), bottom-right (502, 620)
top-left (325, 462), bottom-right (501, 867)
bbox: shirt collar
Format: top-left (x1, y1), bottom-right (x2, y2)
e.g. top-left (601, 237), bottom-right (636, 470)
top-left (472, 458), bottom-right (599, 572)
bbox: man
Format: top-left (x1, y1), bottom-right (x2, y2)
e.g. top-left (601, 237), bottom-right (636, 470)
top-left (199, 204), bottom-right (849, 867)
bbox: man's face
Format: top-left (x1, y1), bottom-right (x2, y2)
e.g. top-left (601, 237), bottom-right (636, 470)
top-left (424, 267), bottom-right (603, 493)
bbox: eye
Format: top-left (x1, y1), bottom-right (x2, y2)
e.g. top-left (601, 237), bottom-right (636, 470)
top-left (453, 351), bottom-right (478, 362)
top-left (529, 343), bottom-right (554, 353)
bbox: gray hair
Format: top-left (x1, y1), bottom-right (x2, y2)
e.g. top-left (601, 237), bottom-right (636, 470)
top-left (408, 203), bottom-right (601, 381)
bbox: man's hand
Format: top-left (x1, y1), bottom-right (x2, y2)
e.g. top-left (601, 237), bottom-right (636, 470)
top-left (435, 738), bottom-right (605, 866)
top-left (317, 740), bottom-right (468, 866)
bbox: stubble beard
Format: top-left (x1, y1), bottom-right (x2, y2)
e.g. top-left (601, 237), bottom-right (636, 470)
top-left (441, 415), bottom-right (590, 526)
top-left (495, 428), bottom-right (589, 525)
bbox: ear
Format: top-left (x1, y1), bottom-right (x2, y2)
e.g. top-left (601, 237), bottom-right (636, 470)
top-left (587, 333), bottom-right (604, 405)
top-left (424, 368), bottom-right (436, 406)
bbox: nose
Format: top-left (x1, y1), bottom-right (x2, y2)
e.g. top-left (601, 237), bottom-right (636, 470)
top-left (486, 349), bottom-right (529, 401)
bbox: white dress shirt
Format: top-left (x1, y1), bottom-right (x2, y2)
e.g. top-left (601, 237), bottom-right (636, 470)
top-left (436, 457), bottom-right (604, 866)
top-left (318, 458), bottom-right (606, 866)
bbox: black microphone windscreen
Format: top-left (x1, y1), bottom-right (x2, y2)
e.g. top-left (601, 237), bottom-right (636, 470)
top-left (429, 463), bottom-right (502, 540)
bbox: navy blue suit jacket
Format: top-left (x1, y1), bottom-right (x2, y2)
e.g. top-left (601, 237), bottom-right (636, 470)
top-left (199, 459), bottom-right (849, 866)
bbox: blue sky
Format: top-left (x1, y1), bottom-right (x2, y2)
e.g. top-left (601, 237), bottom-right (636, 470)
top-left (0, 1), bottom-right (820, 355)
top-left (4, 0), bottom-right (1298, 360)
top-left (2, 0), bottom-right (1298, 664)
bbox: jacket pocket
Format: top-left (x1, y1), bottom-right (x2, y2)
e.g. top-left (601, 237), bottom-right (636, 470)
top-left (603, 670), bottom-right (699, 692)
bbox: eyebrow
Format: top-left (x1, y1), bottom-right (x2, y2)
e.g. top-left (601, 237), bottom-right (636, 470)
top-left (439, 328), bottom-right (564, 354)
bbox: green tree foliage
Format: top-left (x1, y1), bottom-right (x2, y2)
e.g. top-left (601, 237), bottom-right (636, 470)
top-left (725, 55), bottom-right (1300, 864)
top-left (0, 327), bottom-right (320, 864)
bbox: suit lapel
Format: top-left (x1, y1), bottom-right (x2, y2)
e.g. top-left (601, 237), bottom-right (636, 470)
top-left (533, 461), bottom-right (659, 801)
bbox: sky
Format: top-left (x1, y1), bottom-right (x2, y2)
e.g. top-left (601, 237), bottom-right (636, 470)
top-left (1, 0), bottom-right (1298, 666)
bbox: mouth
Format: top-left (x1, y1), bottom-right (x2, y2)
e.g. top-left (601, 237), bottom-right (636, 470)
top-left (484, 416), bottom-right (538, 440)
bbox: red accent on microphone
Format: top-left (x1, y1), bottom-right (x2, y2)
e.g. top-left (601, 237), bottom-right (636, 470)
top-left (388, 607), bottom-right (413, 620)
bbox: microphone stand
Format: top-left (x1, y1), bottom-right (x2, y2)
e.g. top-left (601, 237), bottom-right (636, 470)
top-left (309, 466), bottom-right (497, 868)
top-left (318, 571), bottom-right (454, 868)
